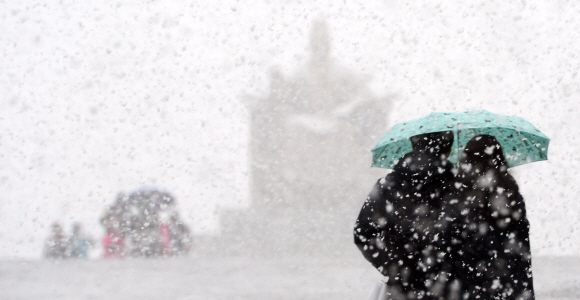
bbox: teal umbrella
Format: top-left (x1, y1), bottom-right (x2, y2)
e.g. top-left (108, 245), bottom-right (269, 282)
top-left (372, 110), bottom-right (550, 169)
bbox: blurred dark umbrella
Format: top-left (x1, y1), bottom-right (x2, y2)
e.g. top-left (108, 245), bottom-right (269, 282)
top-left (126, 186), bottom-right (175, 212)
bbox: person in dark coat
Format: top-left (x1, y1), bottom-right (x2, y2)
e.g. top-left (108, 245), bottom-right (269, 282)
top-left (354, 131), bottom-right (456, 299)
top-left (43, 222), bottom-right (69, 259)
top-left (438, 135), bottom-right (535, 299)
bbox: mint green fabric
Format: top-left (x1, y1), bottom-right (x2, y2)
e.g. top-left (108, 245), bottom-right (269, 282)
top-left (372, 110), bottom-right (550, 169)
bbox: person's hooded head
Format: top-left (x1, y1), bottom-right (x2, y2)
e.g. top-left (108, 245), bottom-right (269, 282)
top-left (457, 134), bottom-right (518, 191)
top-left (410, 131), bottom-right (454, 159)
top-left (459, 135), bottom-right (507, 171)
top-left (72, 222), bottom-right (83, 235)
top-left (51, 222), bottom-right (64, 236)
top-left (391, 131), bottom-right (455, 189)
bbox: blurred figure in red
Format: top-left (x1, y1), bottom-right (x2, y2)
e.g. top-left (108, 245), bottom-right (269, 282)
top-left (102, 227), bottom-right (125, 259)
top-left (159, 222), bottom-right (171, 256)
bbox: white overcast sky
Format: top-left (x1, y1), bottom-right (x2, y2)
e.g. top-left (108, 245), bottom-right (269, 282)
top-left (1, 0), bottom-right (579, 259)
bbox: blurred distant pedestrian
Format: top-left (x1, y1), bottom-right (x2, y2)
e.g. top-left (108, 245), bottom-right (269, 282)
top-left (103, 227), bottom-right (125, 259)
top-left (160, 222), bottom-right (171, 256)
top-left (100, 188), bottom-right (191, 257)
top-left (44, 222), bottom-right (68, 259)
top-left (100, 193), bottom-right (128, 234)
top-left (68, 222), bottom-right (93, 259)
top-left (169, 214), bottom-right (192, 255)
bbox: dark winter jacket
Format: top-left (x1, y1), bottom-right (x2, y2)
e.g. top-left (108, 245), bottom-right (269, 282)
top-left (438, 168), bottom-right (535, 300)
top-left (354, 151), bottom-right (455, 299)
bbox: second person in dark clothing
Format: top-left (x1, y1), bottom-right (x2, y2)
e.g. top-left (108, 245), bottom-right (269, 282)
top-left (354, 131), bottom-right (456, 299)
top-left (438, 135), bottom-right (535, 299)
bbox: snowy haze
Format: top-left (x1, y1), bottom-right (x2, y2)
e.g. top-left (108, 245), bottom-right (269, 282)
top-left (1, 1), bottom-right (579, 259)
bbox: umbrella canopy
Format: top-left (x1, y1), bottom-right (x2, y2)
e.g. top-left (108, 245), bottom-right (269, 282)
top-left (126, 186), bottom-right (175, 212)
top-left (372, 110), bottom-right (550, 169)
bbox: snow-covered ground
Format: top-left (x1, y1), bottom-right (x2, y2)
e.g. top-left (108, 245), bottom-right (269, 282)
top-left (0, 254), bottom-right (578, 299)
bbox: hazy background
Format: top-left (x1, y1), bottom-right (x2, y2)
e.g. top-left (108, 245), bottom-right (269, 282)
top-left (1, 0), bottom-right (579, 259)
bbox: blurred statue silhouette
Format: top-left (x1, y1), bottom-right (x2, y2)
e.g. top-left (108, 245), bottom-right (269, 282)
top-left (43, 222), bottom-right (69, 259)
top-left (227, 19), bottom-right (393, 257)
